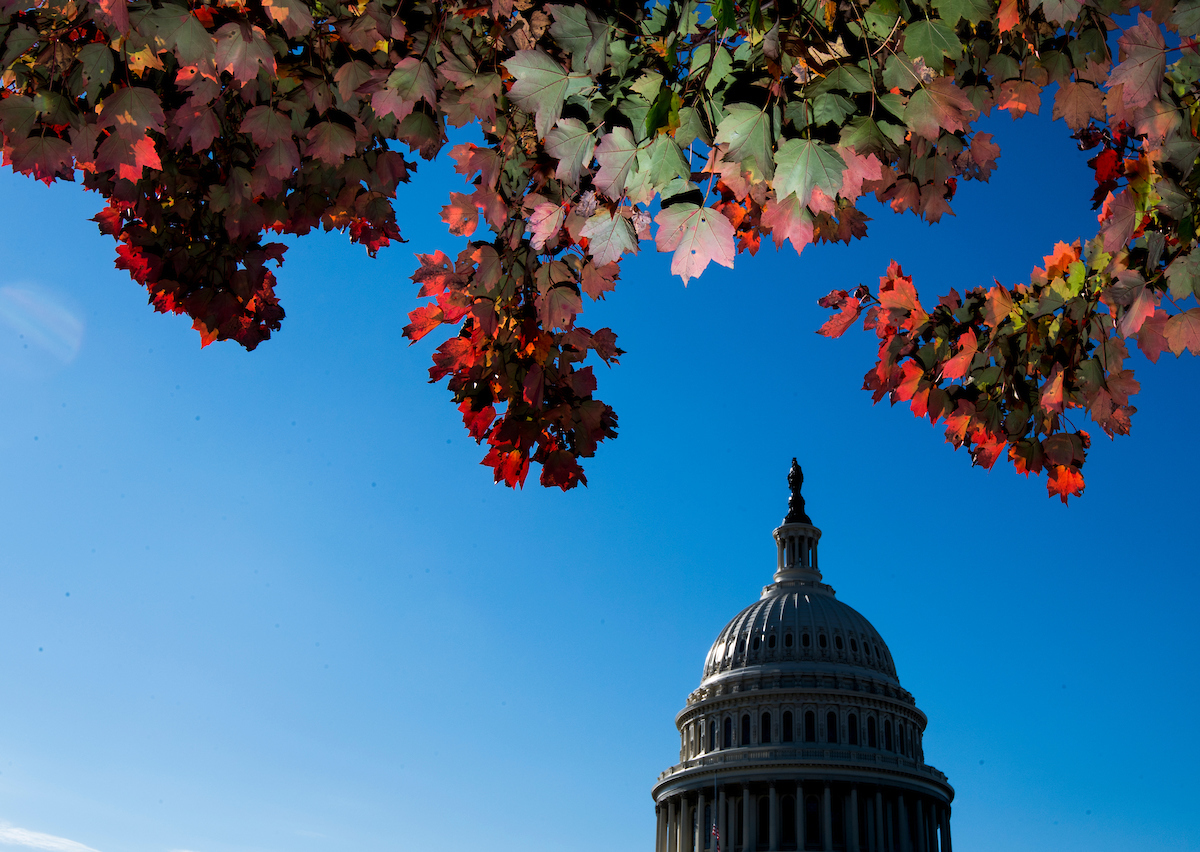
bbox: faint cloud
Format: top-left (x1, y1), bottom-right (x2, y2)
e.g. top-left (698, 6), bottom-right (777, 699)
top-left (0, 284), bottom-right (85, 379)
top-left (0, 822), bottom-right (101, 852)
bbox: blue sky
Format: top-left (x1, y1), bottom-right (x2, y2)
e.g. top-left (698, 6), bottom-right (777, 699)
top-left (1, 102), bottom-right (1198, 852)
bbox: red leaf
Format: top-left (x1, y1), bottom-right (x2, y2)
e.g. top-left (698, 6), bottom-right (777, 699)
top-left (1040, 363), bottom-right (1066, 413)
top-left (817, 295), bottom-right (862, 338)
top-left (440, 191), bottom-right (478, 237)
top-left (581, 262), bottom-right (619, 300)
top-left (459, 400), bottom-right (496, 441)
top-left (305, 121), bottom-right (356, 166)
top-left (998, 0), bottom-right (1019, 31)
top-left (942, 327), bottom-right (978, 380)
top-left (403, 303), bottom-right (444, 342)
top-left (1047, 465), bottom-right (1085, 504)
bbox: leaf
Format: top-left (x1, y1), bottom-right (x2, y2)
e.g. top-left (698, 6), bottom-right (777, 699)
top-left (8, 135), bottom-right (72, 182)
top-left (527, 202), bottom-right (566, 251)
top-left (654, 204), bottom-right (736, 284)
top-left (441, 191), bottom-right (478, 237)
top-left (774, 139), bottom-right (845, 207)
top-left (714, 103), bottom-right (774, 179)
top-left (1053, 82), bottom-right (1105, 131)
top-left (214, 22), bottom-right (275, 84)
top-left (942, 328), bottom-right (978, 379)
top-left (100, 87), bottom-right (165, 141)
top-left (1109, 14), bottom-right (1166, 110)
top-left (1047, 465), bottom-right (1085, 503)
top-left (904, 78), bottom-right (975, 141)
top-left (93, 0), bottom-right (130, 33)
top-left (1165, 308), bottom-right (1200, 355)
top-left (902, 20), bottom-right (964, 70)
top-left (579, 210), bottom-right (638, 266)
top-left (305, 121), bottom-right (356, 166)
top-left (581, 262), bottom-right (619, 299)
top-left (760, 194), bottom-right (814, 254)
top-left (1035, 0), bottom-right (1084, 26)
top-left (240, 106), bottom-right (292, 148)
top-left (143, 5), bottom-right (214, 67)
top-left (95, 133), bottom-right (161, 181)
top-left (1117, 274), bottom-right (1157, 338)
top-left (995, 80), bottom-right (1041, 117)
top-left (505, 49), bottom-right (593, 140)
top-left (262, 0), bottom-right (314, 37)
top-left (1166, 251), bottom-right (1199, 299)
top-left (1101, 190), bottom-right (1140, 254)
top-left (632, 134), bottom-right (690, 196)
top-left (816, 290), bottom-right (863, 337)
top-left (537, 286), bottom-right (582, 330)
top-left (593, 127), bottom-right (641, 198)
top-left (932, 0), bottom-right (992, 26)
top-left (383, 57), bottom-right (437, 117)
top-left (545, 118), bottom-right (596, 187)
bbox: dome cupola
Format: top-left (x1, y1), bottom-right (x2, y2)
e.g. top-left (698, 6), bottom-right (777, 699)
top-left (652, 461), bottom-right (954, 852)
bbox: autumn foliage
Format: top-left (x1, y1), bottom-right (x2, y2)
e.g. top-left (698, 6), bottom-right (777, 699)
top-left (1, 0), bottom-right (1197, 496)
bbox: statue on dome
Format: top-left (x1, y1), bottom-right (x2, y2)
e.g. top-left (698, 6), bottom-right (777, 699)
top-left (784, 458), bottom-right (812, 524)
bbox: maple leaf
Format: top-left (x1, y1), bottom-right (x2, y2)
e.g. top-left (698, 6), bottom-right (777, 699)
top-left (95, 133), bottom-right (161, 181)
top-left (837, 147), bottom-right (883, 202)
top-left (262, 0), bottom-right (314, 38)
top-left (1053, 83), bottom-right (1105, 131)
top-left (545, 118), bottom-right (596, 187)
top-left (241, 107), bottom-right (292, 149)
top-left (440, 192), bottom-right (478, 237)
top-left (942, 328), bottom-right (978, 379)
top-left (817, 291), bottom-right (863, 338)
top-left (593, 128), bottom-right (640, 199)
top-left (100, 88), bottom-right (166, 141)
top-left (305, 122), bottom-right (356, 166)
top-left (1116, 273), bottom-right (1158, 338)
top-left (579, 210), bottom-right (638, 266)
top-left (1109, 14), bottom-right (1166, 110)
top-left (774, 139), bottom-right (845, 207)
top-left (904, 79), bottom-right (976, 142)
top-left (505, 50), bottom-right (593, 140)
top-left (654, 204), bottom-right (736, 284)
top-left (996, 80), bottom-right (1041, 117)
top-left (1100, 190), bottom-right (1140, 253)
top-left (581, 262), bottom-right (620, 300)
top-left (8, 136), bottom-right (72, 183)
top-left (715, 104), bottom-right (775, 180)
top-left (997, 0), bottom-right (1020, 31)
top-left (903, 20), bottom-right (964, 69)
top-left (1135, 309), bottom-right (1170, 362)
top-left (93, 0), bottom-right (131, 33)
top-left (1165, 308), bottom-right (1200, 355)
top-left (1047, 465), bottom-right (1085, 504)
top-left (1040, 363), bottom-right (1066, 413)
top-left (536, 285), bottom-right (582, 330)
top-left (528, 202), bottom-right (566, 251)
top-left (214, 22), bottom-right (275, 84)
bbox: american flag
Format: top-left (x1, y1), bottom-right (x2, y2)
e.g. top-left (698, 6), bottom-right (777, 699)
top-left (711, 823), bottom-right (720, 852)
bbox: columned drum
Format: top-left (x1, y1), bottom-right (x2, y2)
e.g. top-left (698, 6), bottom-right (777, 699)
top-left (652, 461), bottom-right (953, 852)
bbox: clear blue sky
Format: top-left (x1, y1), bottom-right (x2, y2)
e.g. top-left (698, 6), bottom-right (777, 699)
top-left (1, 103), bottom-right (1197, 852)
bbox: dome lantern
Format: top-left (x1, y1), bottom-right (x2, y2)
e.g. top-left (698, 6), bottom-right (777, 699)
top-left (772, 459), bottom-right (823, 586)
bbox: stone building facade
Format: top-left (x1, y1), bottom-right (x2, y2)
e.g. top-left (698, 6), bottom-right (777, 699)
top-left (651, 463), bottom-right (954, 852)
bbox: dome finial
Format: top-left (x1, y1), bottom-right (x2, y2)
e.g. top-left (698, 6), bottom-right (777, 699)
top-left (784, 458), bottom-right (811, 524)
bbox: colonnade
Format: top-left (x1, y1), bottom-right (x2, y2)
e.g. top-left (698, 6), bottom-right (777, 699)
top-left (655, 782), bottom-right (951, 852)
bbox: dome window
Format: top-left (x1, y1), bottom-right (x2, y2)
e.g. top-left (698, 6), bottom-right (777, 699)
top-left (723, 717), bottom-right (733, 749)
top-left (801, 633), bottom-right (811, 648)
top-left (752, 637), bottom-right (761, 651)
top-left (835, 635), bottom-right (844, 650)
top-left (784, 633), bottom-right (793, 647)
top-left (850, 638), bottom-right (859, 653)
top-left (884, 719), bottom-right (894, 752)
top-left (867, 716), bottom-right (877, 748)
top-left (848, 713), bottom-right (859, 746)
top-left (741, 714), bottom-right (751, 746)
top-left (782, 710), bottom-right (793, 742)
top-left (863, 642), bottom-right (871, 657)
top-left (873, 643), bottom-right (881, 659)
top-left (768, 634), bottom-right (776, 649)
top-left (737, 639), bottom-right (745, 653)
top-left (761, 711), bottom-right (771, 743)
top-left (826, 711), bottom-right (838, 744)
top-left (818, 633), bottom-right (828, 649)
top-left (804, 710), bottom-right (816, 742)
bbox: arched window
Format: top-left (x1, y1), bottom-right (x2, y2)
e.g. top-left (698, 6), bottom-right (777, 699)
top-left (761, 711), bottom-right (772, 744)
top-left (884, 719), bottom-right (894, 751)
top-left (781, 795), bottom-right (797, 847)
top-left (818, 633), bottom-right (828, 648)
top-left (723, 717), bottom-right (733, 749)
top-left (801, 633), bottom-right (811, 647)
top-left (805, 796), bottom-right (821, 847)
top-left (782, 711), bottom-right (794, 743)
top-left (835, 635), bottom-right (844, 650)
top-left (804, 710), bottom-right (816, 742)
top-left (867, 716), bottom-right (877, 748)
top-left (753, 636), bottom-right (761, 651)
top-left (708, 720), bottom-right (715, 752)
top-left (741, 714), bottom-right (751, 746)
top-left (757, 796), bottom-right (770, 850)
top-left (785, 632), bottom-right (793, 647)
top-left (848, 713), bottom-right (859, 746)
top-left (850, 638), bottom-right (859, 653)
top-left (826, 711), bottom-right (838, 744)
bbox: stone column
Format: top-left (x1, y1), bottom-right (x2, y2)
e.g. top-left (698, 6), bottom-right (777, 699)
top-left (657, 804), bottom-right (666, 852)
top-left (796, 784), bottom-right (804, 849)
top-left (669, 799), bottom-right (678, 852)
top-left (849, 786), bottom-right (860, 852)
top-left (768, 784), bottom-right (778, 852)
top-left (898, 794), bottom-right (910, 852)
top-left (697, 792), bottom-right (707, 852)
top-left (719, 790), bottom-right (727, 852)
top-left (682, 797), bottom-right (693, 852)
top-left (914, 799), bottom-right (924, 852)
top-left (939, 807), bottom-right (952, 852)
top-left (743, 784), bottom-right (752, 852)
top-left (874, 792), bottom-right (885, 852)
top-left (822, 785), bottom-right (833, 852)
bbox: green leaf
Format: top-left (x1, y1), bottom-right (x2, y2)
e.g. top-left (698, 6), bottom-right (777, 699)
top-left (1166, 251), bottom-right (1200, 299)
top-left (594, 127), bottom-right (641, 198)
top-left (548, 4), bottom-right (610, 76)
top-left (505, 50), bottom-right (594, 140)
top-left (774, 138), bottom-right (845, 206)
top-left (645, 86), bottom-right (682, 137)
top-left (580, 210), bottom-right (639, 265)
top-left (811, 93), bottom-right (856, 127)
top-left (713, 0), bottom-right (737, 32)
top-left (715, 104), bottom-right (775, 179)
top-left (545, 118), bottom-right (596, 187)
top-left (807, 64), bottom-right (873, 96)
top-left (838, 115), bottom-right (903, 155)
top-left (1172, 0), bottom-right (1200, 35)
top-left (675, 106), bottom-right (711, 148)
top-left (932, 0), bottom-right (992, 26)
top-left (903, 20), bottom-right (964, 69)
top-left (634, 134), bottom-right (691, 193)
top-left (864, 0), bottom-right (901, 38)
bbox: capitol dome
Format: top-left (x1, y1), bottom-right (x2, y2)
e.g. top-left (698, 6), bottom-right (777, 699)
top-left (652, 461), bottom-right (954, 852)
